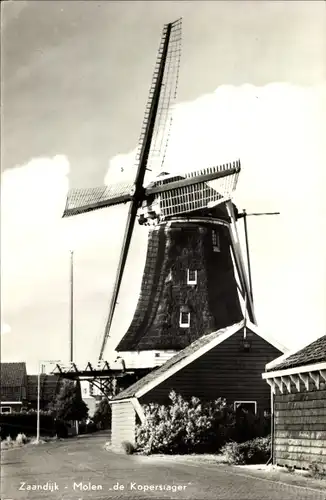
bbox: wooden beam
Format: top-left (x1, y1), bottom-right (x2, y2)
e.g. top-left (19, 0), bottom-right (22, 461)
top-left (266, 379), bottom-right (276, 394)
top-left (299, 373), bottom-right (309, 391)
top-left (320, 370), bottom-right (326, 382)
top-left (54, 363), bottom-right (63, 373)
top-left (289, 374), bottom-right (300, 392)
top-left (309, 371), bottom-right (320, 389)
top-left (131, 398), bottom-right (146, 424)
top-left (274, 377), bottom-right (284, 393)
top-left (281, 376), bottom-right (291, 393)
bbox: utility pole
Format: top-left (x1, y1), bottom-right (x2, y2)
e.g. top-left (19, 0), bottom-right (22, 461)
top-left (69, 250), bottom-right (79, 436)
top-left (70, 250), bottom-right (74, 363)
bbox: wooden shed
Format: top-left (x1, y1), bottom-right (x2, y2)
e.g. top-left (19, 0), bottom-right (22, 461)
top-left (262, 334), bottom-right (326, 472)
top-left (110, 320), bottom-right (286, 450)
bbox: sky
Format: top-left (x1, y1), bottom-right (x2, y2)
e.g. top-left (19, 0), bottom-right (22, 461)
top-left (1, 1), bottom-right (326, 373)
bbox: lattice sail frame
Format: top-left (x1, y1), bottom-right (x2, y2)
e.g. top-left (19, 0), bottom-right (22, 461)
top-left (63, 19), bottom-right (182, 219)
top-left (145, 160), bottom-right (240, 220)
top-left (64, 181), bottom-right (134, 217)
top-left (144, 18), bottom-right (182, 175)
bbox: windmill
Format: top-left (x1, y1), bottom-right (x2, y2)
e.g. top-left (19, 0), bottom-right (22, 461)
top-left (63, 19), bottom-right (255, 366)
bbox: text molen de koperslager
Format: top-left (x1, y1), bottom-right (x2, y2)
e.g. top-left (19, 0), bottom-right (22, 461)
top-left (19, 481), bottom-right (188, 493)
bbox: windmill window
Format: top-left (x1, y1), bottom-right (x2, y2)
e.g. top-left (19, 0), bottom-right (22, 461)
top-left (187, 269), bottom-right (197, 285)
top-left (179, 308), bottom-right (190, 328)
top-left (212, 230), bottom-right (220, 252)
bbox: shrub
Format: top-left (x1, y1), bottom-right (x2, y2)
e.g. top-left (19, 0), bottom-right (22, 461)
top-left (1, 435), bottom-right (14, 450)
top-left (221, 435), bottom-right (271, 465)
top-left (16, 433), bottom-right (28, 445)
top-left (136, 391), bottom-right (234, 455)
top-left (49, 379), bottom-right (88, 422)
top-left (121, 440), bottom-right (135, 455)
top-left (93, 398), bottom-right (111, 429)
top-left (308, 461), bottom-right (326, 478)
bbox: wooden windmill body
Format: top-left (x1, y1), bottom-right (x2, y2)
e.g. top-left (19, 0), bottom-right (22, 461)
top-left (63, 19), bottom-right (255, 372)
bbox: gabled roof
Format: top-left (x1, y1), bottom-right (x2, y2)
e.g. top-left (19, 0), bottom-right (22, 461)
top-left (0, 362), bottom-right (27, 402)
top-left (265, 334), bottom-right (326, 372)
top-left (111, 320), bottom-right (287, 402)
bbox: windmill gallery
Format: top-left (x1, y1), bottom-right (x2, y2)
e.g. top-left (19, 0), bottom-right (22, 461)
top-left (52, 18), bottom-right (325, 463)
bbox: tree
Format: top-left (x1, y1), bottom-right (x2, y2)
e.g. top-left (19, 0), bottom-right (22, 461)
top-left (93, 398), bottom-right (111, 429)
top-left (50, 379), bottom-right (88, 422)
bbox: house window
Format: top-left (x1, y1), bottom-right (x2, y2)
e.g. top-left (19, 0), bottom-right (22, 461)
top-left (234, 401), bottom-right (257, 415)
top-left (179, 311), bottom-right (190, 328)
top-left (212, 230), bottom-right (220, 252)
top-left (187, 269), bottom-right (197, 285)
top-left (0, 406), bottom-right (12, 414)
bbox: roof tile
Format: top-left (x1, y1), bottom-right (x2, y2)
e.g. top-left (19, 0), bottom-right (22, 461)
top-left (267, 335), bottom-right (326, 371)
top-left (0, 362), bottom-right (27, 402)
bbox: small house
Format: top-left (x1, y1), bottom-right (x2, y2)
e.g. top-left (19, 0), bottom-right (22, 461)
top-left (110, 320), bottom-right (287, 449)
top-left (0, 362), bottom-right (28, 413)
top-left (262, 333), bottom-right (326, 471)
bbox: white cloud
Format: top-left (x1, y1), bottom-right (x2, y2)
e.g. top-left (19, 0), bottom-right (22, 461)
top-left (1, 323), bottom-right (11, 335)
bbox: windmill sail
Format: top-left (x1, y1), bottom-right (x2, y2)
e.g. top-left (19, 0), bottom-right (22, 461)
top-left (63, 181), bottom-right (134, 217)
top-left (138, 18), bottom-right (182, 177)
top-left (146, 161), bottom-right (241, 219)
top-left (63, 20), bottom-right (182, 220)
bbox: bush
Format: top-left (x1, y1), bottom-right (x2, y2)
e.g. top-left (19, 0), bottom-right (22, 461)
top-left (221, 435), bottom-right (271, 465)
top-left (16, 433), bottom-right (28, 445)
top-left (308, 461), bottom-right (326, 478)
top-left (50, 380), bottom-right (88, 422)
top-left (121, 440), bottom-right (135, 455)
top-left (93, 398), bottom-right (111, 429)
top-left (1, 435), bottom-right (14, 450)
top-left (136, 391), bottom-right (234, 455)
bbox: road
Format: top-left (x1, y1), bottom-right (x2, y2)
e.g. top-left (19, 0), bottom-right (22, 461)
top-left (1, 434), bottom-right (326, 500)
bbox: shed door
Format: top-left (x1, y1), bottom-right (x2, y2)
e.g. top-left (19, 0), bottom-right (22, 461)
top-left (111, 401), bottom-right (136, 449)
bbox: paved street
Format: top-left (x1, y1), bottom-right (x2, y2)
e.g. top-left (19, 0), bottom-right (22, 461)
top-left (1, 434), bottom-right (326, 500)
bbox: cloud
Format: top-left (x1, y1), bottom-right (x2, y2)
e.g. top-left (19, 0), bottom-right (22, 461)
top-left (105, 83), bottom-right (325, 205)
top-left (1, 83), bottom-right (326, 371)
top-left (1, 323), bottom-right (11, 335)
